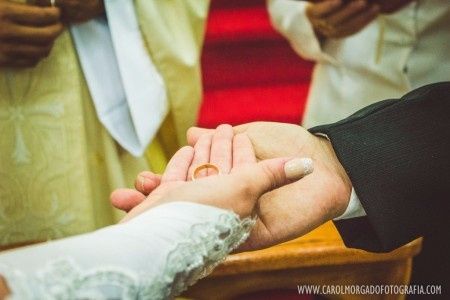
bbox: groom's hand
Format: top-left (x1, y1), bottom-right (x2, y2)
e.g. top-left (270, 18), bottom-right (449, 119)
top-left (188, 122), bottom-right (353, 251)
top-left (188, 122), bottom-right (313, 161)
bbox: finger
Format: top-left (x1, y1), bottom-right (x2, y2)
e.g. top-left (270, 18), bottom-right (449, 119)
top-left (187, 127), bottom-right (214, 146)
top-left (326, 0), bottom-right (368, 26)
top-left (307, 0), bottom-right (342, 18)
top-left (0, 43), bottom-right (52, 59)
top-left (110, 188), bottom-right (146, 212)
top-left (188, 133), bottom-right (213, 179)
top-left (338, 4), bottom-right (379, 37)
top-left (1, 22), bottom-right (64, 45)
top-left (5, 4), bottom-right (61, 26)
top-left (186, 124), bottom-right (252, 146)
top-left (232, 133), bottom-right (257, 169)
top-left (210, 124), bottom-right (234, 174)
top-left (134, 171), bottom-right (162, 195)
top-left (33, 0), bottom-right (57, 6)
top-left (153, 157), bottom-right (313, 220)
top-left (161, 146), bottom-right (195, 183)
top-left (236, 157), bottom-right (314, 199)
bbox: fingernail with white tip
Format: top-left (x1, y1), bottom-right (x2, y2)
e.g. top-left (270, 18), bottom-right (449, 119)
top-left (284, 158), bottom-right (314, 180)
top-left (138, 175), bottom-right (148, 191)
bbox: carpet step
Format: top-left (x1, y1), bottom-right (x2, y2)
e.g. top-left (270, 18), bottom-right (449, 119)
top-left (205, 7), bottom-right (279, 44)
top-left (198, 83), bottom-right (310, 128)
top-left (202, 39), bottom-right (313, 90)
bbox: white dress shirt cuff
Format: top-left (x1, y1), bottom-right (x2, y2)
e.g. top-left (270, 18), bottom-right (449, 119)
top-left (334, 188), bottom-right (367, 220)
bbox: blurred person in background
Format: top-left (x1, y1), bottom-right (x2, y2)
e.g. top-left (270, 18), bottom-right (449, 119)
top-left (0, 0), bottom-right (209, 248)
top-left (268, 0), bottom-right (450, 127)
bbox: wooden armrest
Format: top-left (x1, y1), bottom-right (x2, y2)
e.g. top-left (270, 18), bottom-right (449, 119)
top-left (212, 222), bottom-right (422, 276)
top-left (186, 222), bottom-right (422, 300)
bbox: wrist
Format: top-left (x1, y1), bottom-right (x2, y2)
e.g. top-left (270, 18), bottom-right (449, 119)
top-left (315, 136), bottom-right (353, 220)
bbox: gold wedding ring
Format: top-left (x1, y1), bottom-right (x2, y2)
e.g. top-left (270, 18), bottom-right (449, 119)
top-left (191, 163), bottom-right (221, 181)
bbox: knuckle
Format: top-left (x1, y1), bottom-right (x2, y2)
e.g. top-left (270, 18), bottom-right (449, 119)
top-left (2, 4), bottom-right (18, 21)
top-left (260, 163), bottom-right (279, 191)
top-left (238, 179), bottom-right (259, 200)
top-left (237, 165), bottom-right (277, 200)
top-left (44, 24), bottom-right (63, 41)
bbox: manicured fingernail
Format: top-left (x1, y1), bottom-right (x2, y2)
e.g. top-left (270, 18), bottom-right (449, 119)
top-left (138, 175), bottom-right (147, 191)
top-left (284, 158), bottom-right (314, 180)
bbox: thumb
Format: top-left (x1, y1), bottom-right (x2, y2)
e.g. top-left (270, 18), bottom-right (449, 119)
top-left (234, 157), bottom-right (314, 198)
top-left (110, 188), bottom-right (146, 212)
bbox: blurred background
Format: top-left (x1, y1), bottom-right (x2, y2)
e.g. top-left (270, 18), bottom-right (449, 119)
top-left (198, 0), bottom-right (313, 128)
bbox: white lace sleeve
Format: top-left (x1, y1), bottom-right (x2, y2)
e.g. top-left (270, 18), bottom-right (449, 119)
top-left (0, 202), bottom-right (255, 300)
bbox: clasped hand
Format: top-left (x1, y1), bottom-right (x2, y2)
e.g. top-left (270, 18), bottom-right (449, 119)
top-left (111, 123), bottom-right (353, 252)
top-left (33, 0), bottom-right (105, 23)
top-left (306, 0), bottom-right (413, 40)
top-left (0, 0), bottom-right (104, 68)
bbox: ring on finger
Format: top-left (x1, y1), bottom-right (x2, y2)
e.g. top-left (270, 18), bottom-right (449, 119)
top-left (191, 163), bottom-right (221, 181)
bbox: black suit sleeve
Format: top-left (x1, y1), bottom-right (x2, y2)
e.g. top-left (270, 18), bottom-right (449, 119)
top-left (309, 82), bottom-right (450, 253)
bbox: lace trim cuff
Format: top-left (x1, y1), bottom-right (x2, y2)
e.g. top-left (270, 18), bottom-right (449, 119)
top-left (0, 202), bottom-right (255, 300)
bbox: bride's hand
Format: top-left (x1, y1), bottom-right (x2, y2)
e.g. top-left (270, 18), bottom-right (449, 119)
top-left (111, 124), bottom-right (242, 212)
